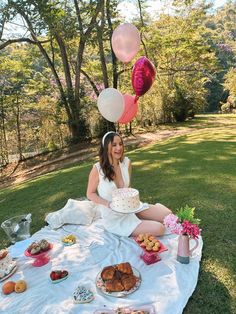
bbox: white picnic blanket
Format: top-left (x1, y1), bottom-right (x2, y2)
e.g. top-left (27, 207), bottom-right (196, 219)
top-left (0, 219), bottom-right (203, 314)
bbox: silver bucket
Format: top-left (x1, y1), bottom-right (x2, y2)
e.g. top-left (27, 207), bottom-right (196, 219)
top-left (1, 214), bottom-right (32, 243)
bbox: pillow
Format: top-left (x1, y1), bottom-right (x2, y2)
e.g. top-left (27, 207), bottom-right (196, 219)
top-left (45, 199), bottom-right (100, 229)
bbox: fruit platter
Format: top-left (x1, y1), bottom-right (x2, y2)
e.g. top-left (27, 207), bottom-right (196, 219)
top-left (61, 234), bottom-right (76, 246)
top-left (50, 270), bottom-right (68, 283)
top-left (24, 239), bottom-right (53, 267)
top-left (135, 234), bottom-right (168, 265)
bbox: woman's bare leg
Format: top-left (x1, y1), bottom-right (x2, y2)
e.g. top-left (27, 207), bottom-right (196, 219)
top-left (131, 220), bottom-right (165, 237)
top-left (136, 203), bottom-right (172, 222)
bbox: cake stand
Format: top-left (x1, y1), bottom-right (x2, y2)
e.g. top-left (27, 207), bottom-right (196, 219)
top-left (134, 237), bottom-right (168, 265)
top-left (24, 243), bottom-right (53, 267)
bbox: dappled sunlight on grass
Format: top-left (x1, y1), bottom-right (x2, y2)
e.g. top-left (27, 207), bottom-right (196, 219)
top-left (46, 192), bottom-right (66, 203)
top-left (131, 160), bottom-right (146, 166)
top-left (0, 114), bottom-right (236, 313)
top-left (204, 259), bottom-right (235, 290)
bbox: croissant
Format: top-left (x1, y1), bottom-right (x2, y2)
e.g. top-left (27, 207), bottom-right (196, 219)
top-left (114, 270), bottom-right (122, 280)
top-left (101, 266), bottom-right (116, 281)
top-left (121, 274), bottom-right (137, 291)
top-left (116, 262), bottom-right (133, 275)
top-left (105, 278), bottom-right (124, 292)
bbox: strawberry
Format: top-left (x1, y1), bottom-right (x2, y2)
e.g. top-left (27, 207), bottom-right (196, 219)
top-left (50, 271), bottom-right (57, 281)
top-left (61, 270), bottom-right (68, 278)
top-left (55, 271), bottom-right (62, 280)
top-left (50, 271), bottom-right (61, 281)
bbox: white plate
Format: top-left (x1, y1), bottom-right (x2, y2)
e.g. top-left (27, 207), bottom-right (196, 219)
top-left (110, 202), bottom-right (149, 214)
top-left (0, 264), bottom-right (17, 282)
top-left (96, 266), bottom-right (141, 298)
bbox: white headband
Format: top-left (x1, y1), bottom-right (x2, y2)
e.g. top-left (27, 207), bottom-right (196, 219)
top-left (102, 131), bottom-right (117, 147)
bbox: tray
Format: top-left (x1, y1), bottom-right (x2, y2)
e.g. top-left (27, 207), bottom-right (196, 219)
top-left (94, 304), bottom-right (156, 313)
top-left (135, 237), bottom-right (168, 254)
top-left (0, 264), bottom-right (17, 282)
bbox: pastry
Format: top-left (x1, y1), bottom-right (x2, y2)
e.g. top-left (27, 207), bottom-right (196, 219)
top-left (101, 266), bottom-right (116, 281)
top-left (100, 262), bottom-right (138, 293)
top-left (136, 233), bottom-right (161, 252)
top-left (0, 249), bottom-right (8, 260)
top-left (27, 239), bottom-right (50, 255)
top-left (39, 239), bottom-right (50, 251)
top-left (30, 244), bottom-right (41, 255)
top-left (121, 274), bottom-right (137, 291)
top-left (116, 262), bottom-right (133, 275)
top-left (105, 278), bottom-right (124, 292)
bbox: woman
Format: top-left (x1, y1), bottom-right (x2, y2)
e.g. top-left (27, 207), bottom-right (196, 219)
top-left (87, 131), bottom-right (171, 237)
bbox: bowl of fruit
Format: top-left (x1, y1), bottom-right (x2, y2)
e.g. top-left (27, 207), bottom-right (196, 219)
top-left (50, 270), bottom-right (68, 283)
top-left (61, 234), bottom-right (76, 246)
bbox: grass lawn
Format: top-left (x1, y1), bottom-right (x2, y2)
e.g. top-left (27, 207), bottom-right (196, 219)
top-left (0, 114), bottom-right (235, 313)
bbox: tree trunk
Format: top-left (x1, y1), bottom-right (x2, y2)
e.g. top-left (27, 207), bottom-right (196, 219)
top-left (0, 95), bottom-right (9, 165)
top-left (15, 94), bottom-right (23, 161)
top-left (106, 0), bottom-right (118, 88)
top-left (96, 5), bottom-right (109, 89)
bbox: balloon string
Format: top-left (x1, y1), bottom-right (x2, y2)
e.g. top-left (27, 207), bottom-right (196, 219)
top-left (123, 62), bottom-right (126, 84)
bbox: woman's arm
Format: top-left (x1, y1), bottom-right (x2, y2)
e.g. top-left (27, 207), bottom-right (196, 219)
top-left (86, 165), bottom-right (110, 208)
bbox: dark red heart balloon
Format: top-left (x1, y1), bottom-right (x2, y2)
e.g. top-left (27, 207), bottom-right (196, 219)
top-left (132, 56), bottom-right (156, 96)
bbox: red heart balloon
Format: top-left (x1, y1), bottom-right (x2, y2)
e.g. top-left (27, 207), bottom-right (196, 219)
top-left (132, 57), bottom-right (156, 96)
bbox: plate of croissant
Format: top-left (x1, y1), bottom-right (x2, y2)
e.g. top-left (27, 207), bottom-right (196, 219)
top-left (96, 262), bottom-right (141, 298)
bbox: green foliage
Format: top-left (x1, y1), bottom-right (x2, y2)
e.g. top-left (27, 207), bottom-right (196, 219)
top-left (144, 1), bottom-right (217, 122)
top-left (224, 68), bottom-right (236, 97)
top-left (205, 1), bottom-right (236, 111)
top-left (1, 0), bottom-right (236, 153)
top-left (176, 205), bottom-right (200, 224)
top-left (47, 141), bottom-right (58, 151)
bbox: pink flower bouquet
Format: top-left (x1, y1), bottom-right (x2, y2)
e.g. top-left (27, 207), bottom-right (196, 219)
top-left (164, 205), bottom-right (201, 239)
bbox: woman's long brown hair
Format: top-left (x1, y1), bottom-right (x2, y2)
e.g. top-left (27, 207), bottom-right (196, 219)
top-left (99, 133), bottom-right (124, 181)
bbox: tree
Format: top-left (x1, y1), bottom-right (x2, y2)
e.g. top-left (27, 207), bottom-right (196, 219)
top-left (205, 1), bottom-right (236, 111)
top-left (1, 0), bottom-right (104, 143)
top-left (143, 0), bottom-right (217, 121)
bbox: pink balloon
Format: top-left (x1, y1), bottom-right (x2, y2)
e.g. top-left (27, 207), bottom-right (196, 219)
top-left (132, 57), bottom-right (156, 96)
top-left (118, 94), bottom-right (138, 124)
top-left (112, 23), bottom-right (141, 63)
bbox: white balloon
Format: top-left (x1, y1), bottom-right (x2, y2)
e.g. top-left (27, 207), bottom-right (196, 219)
top-left (97, 88), bottom-right (125, 122)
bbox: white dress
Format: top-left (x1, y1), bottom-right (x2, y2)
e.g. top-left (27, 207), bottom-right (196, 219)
top-left (95, 157), bottom-right (142, 236)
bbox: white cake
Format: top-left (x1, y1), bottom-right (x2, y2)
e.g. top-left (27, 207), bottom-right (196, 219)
top-left (0, 250), bottom-right (16, 279)
top-left (111, 188), bottom-right (141, 212)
